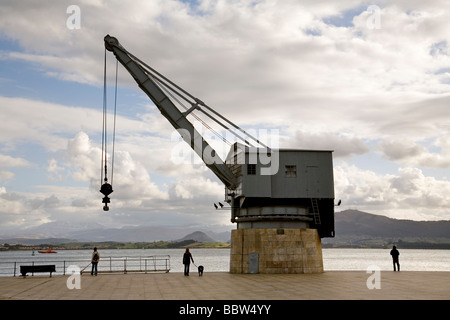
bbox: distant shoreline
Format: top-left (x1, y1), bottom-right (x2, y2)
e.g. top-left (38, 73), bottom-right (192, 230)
top-left (2, 241), bottom-right (450, 251)
top-left (0, 240), bottom-right (231, 251)
top-left (323, 237), bottom-right (450, 249)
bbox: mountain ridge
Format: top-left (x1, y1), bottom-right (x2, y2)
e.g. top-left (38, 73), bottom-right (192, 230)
top-left (176, 231), bottom-right (217, 243)
top-left (1, 209), bottom-right (449, 247)
top-left (323, 209), bottom-right (450, 248)
top-left (334, 209), bottom-right (450, 238)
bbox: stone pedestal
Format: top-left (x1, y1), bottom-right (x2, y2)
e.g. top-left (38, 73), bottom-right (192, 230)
top-left (230, 228), bottom-right (323, 274)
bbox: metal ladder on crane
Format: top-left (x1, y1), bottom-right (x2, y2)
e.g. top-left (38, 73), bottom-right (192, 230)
top-left (310, 198), bottom-right (321, 225)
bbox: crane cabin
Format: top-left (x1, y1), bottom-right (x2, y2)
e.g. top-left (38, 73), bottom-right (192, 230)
top-left (225, 143), bottom-right (335, 238)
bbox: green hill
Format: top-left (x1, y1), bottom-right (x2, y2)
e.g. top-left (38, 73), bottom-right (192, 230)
top-left (323, 210), bottom-right (450, 248)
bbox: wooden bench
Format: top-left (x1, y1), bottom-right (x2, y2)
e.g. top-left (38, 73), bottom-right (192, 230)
top-left (20, 265), bottom-right (56, 277)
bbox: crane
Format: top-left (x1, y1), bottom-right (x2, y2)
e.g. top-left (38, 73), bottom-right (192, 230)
top-left (103, 35), bottom-right (337, 274)
top-left (103, 35), bottom-right (336, 240)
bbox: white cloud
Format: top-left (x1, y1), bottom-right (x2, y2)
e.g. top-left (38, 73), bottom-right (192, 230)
top-left (1, 1), bottom-right (449, 135)
top-left (1, 0), bottom-right (450, 231)
top-left (283, 130), bottom-right (369, 158)
top-left (0, 154), bottom-right (33, 167)
top-left (0, 187), bottom-right (55, 230)
top-left (169, 172), bottom-right (223, 200)
top-left (47, 158), bottom-right (64, 181)
top-left (378, 136), bottom-right (450, 168)
top-left (66, 131), bottom-right (169, 200)
top-left (335, 164), bottom-right (450, 220)
top-left (0, 170), bottom-right (15, 183)
top-left (0, 96), bottom-right (149, 152)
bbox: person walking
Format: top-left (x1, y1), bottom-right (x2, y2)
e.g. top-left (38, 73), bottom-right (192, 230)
top-left (183, 248), bottom-right (194, 276)
top-left (91, 247), bottom-right (100, 276)
top-left (390, 245), bottom-right (400, 271)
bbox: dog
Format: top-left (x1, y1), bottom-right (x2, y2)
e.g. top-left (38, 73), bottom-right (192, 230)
top-left (198, 265), bottom-right (204, 276)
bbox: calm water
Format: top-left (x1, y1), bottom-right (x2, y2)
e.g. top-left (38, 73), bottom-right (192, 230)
top-left (0, 248), bottom-right (449, 276)
top-left (322, 248), bottom-right (450, 271)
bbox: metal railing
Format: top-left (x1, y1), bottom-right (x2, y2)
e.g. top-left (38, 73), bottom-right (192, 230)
top-left (80, 255), bottom-right (171, 274)
top-left (0, 255), bottom-right (171, 277)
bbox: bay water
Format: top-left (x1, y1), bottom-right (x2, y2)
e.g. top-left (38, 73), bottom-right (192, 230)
top-left (1, 248), bottom-right (449, 276)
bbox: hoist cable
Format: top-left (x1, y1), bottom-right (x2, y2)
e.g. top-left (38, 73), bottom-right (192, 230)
top-left (101, 48), bottom-right (108, 186)
top-left (100, 48), bottom-right (116, 211)
top-left (110, 59), bottom-right (118, 187)
top-left (100, 50), bottom-right (118, 188)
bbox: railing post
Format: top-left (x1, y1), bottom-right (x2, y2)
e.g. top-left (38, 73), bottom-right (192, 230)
top-left (168, 255), bottom-right (170, 271)
top-left (13, 261), bottom-right (16, 277)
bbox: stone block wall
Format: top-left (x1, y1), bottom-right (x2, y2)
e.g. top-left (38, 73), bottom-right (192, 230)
top-left (230, 228), bottom-right (323, 274)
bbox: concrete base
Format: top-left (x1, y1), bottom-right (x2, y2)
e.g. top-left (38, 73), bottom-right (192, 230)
top-left (230, 228), bottom-right (323, 274)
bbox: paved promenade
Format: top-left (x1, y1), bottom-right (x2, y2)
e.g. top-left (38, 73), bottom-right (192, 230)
top-left (0, 271), bottom-right (449, 300)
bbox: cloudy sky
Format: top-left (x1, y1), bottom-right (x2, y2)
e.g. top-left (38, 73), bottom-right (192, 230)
top-left (1, 0), bottom-right (450, 236)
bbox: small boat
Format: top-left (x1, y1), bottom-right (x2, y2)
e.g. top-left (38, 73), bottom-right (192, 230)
top-left (38, 248), bottom-right (57, 254)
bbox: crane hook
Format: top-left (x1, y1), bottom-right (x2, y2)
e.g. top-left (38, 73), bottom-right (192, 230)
top-left (100, 182), bottom-right (113, 211)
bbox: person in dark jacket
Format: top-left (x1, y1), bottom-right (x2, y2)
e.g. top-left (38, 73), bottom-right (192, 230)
top-left (183, 248), bottom-right (194, 276)
top-left (390, 245), bottom-right (400, 271)
top-left (91, 247), bottom-right (100, 276)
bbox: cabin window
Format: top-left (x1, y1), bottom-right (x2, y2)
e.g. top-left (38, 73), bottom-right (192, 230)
top-left (247, 164), bottom-right (256, 175)
top-left (285, 165), bottom-right (297, 178)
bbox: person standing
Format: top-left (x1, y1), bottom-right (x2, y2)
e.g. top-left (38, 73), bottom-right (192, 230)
top-left (183, 248), bottom-right (194, 276)
top-left (390, 245), bottom-right (400, 271)
top-left (91, 247), bottom-right (100, 276)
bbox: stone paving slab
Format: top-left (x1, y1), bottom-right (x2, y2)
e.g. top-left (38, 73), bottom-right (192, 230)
top-left (0, 271), bottom-right (449, 300)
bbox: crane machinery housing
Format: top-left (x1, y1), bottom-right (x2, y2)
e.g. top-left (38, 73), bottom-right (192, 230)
top-left (104, 35), bottom-right (336, 273)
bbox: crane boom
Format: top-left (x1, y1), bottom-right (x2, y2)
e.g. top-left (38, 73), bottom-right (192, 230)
top-left (104, 35), bottom-right (237, 190)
